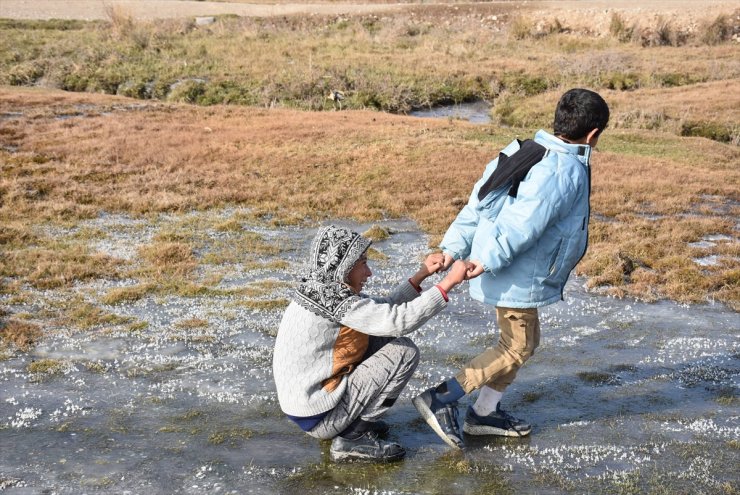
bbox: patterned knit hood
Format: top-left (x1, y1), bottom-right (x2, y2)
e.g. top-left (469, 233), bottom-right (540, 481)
top-left (294, 225), bottom-right (372, 322)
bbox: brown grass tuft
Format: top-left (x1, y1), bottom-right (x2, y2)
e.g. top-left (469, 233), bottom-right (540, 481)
top-left (138, 242), bottom-right (196, 278)
top-left (102, 284), bottom-right (155, 305)
top-left (0, 319), bottom-right (42, 351)
top-left (1, 243), bottom-right (122, 290)
top-left (173, 318), bottom-right (209, 329)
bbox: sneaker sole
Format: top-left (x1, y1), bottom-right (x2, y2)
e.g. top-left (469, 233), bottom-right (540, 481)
top-left (412, 395), bottom-right (463, 450)
top-left (463, 422), bottom-right (532, 437)
top-left (329, 450), bottom-right (405, 463)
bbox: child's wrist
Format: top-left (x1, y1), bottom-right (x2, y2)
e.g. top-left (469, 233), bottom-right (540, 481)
top-left (435, 284), bottom-right (449, 302)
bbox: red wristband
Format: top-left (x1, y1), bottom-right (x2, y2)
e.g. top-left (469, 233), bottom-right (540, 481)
top-left (435, 284), bottom-right (449, 302)
top-left (408, 278), bottom-right (422, 293)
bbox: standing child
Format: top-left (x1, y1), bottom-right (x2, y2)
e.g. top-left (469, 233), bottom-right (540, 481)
top-left (273, 225), bottom-right (476, 462)
top-left (413, 88), bottom-right (610, 449)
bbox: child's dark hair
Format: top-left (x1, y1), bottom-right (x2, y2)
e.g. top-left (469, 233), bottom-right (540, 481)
top-left (553, 88), bottom-right (610, 141)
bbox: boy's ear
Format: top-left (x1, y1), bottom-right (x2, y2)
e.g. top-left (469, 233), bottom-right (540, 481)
top-left (585, 128), bottom-right (600, 145)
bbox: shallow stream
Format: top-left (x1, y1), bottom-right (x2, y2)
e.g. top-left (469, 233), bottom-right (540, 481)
top-left (1, 216), bottom-right (738, 494)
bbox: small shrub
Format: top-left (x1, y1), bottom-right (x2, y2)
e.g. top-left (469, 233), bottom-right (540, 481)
top-left (655, 18), bottom-right (680, 46)
top-left (609, 12), bottom-right (635, 42)
top-left (655, 72), bottom-right (697, 88)
top-left (502, 73), bottom-right (550, 96)
top-left (167, 79), bottom-right (208, 104)
top-left (509, 16), bottom-right (533, 40)
top-left (681, 121), bottom-right (734, 143)
top-left (116, 79), bottom-right (152, 99)
top-left (700, 14), bottom-right (733, 45)
top-left (605, 72), bottom-right (640, 90)
top-left (7, 61), bottom-right (45, 86)
top-left (61, 71), bottom-right (92, 92)
top-left (198, 81), bottom-right (257, 106)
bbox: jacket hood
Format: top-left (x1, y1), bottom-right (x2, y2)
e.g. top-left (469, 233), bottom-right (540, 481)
top-left (294, 225), bottom-right (372, 322)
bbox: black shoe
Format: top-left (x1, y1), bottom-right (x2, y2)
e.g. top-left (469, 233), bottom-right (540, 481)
top-left (367, 419), bottom-right (390, 437)
top-left (463, 404), bottom-right (532, 437)
top-left (412, 388), bottom-right (464, 449)
top-left (329, 431), bottom-right (406, 462)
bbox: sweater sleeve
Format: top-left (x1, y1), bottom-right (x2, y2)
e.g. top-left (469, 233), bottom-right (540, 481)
top-left (340, 287), bottom-right (447, 337)
top-left (365, 279), bottom-right (422, 306)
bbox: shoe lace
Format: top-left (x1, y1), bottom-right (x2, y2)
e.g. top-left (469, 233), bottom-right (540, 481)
top-left (364, 430), bottom-right (380, 443)
top-left (443, 402), bottom-right (461, 433)
top-left (498, 407), bottom-right (525, 437)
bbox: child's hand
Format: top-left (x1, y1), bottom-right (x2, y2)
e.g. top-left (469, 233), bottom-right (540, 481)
top-left (409, 252), bottom-right (445, 288)
top-left (466, 260), bottom-right (485, 280)
top-left (421, 253), bottom-right (445, 276)
top-left (442, 253), bottom-right (455, 270)
top-left (436, 260), bottom-right (469, 293)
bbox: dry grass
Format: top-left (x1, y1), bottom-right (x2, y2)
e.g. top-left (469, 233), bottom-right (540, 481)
top-left (0, 319), bottom-right (42, 351)
top-left (102, 284), bottom-right (155, 305)
top-left (173, 317), bottom-right (209, 329)
top-left (0, 5), bottom-right (737, 313)
top-left (0, 241), bottom-right (123, 290)
top-left (0, 7), bottom-right (737, 113)
top-left (497, 81), bottom-right (740, 143)
top-left (1, 87), bottom-right (737, 308)
top-left (64, 298), bottom-right (133, 330)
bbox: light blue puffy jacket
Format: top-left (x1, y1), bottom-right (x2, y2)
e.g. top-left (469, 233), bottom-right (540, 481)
top-left (440, 130), bottom-right (592, 308)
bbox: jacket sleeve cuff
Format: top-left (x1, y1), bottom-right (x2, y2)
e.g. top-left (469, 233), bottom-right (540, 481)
top-left (408, 278), bottom-right (422, 293)
top-left (434, 284), bottom-right (449, 302)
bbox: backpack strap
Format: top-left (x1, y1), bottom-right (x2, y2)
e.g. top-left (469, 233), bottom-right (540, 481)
top-left (477, 139), bottom-right (547, 201)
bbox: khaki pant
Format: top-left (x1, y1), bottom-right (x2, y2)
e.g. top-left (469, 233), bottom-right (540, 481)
top-left (455, 307), bottom-right (540, 393)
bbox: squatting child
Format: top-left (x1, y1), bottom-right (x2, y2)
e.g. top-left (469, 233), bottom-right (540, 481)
top-left (272, 225), bottom-right (476, 462)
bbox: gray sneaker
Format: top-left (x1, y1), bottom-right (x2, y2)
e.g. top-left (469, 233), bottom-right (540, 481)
top-left (329, 431), bottom-right (405, 462)
top-left (412, 388), bottom-right (464, 449)
top-left (463, 405), bottom-right (532, 437)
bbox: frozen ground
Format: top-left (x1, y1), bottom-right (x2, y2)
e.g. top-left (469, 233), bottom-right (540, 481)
top-left (1, 214), bottom-right (738, 494)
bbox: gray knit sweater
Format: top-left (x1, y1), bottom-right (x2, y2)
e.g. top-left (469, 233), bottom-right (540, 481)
top-left (272, 280), bottom-right (447, 417)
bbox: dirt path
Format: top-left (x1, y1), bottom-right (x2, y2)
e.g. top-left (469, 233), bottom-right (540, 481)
top-left (0, 0), bottom-right (737, 21)
top-left (0, 0), bottom-right (408, 21)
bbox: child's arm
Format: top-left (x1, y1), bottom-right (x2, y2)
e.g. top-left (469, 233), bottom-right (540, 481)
top-left (408, 253), bottom-right (445, 290)
top-left (341, 260), bottom-right (471, 337)
top-left (367, 253), bottom-right (444, 306)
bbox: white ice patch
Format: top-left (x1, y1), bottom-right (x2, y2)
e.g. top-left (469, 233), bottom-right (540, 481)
top-left (49, 398), bottom-right (91, 423)
top-left (488, 442), bottom-right (661, 479)
top-left (661, 417), bottom-right (740, 439)
top-left (639, 336), bottom-right (736, 365)
top-left (7, 407), bottom-right (43, 428)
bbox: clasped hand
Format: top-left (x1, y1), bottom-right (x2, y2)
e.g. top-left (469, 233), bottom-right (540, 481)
top-left (422, 253), bottom-right (483, 281)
